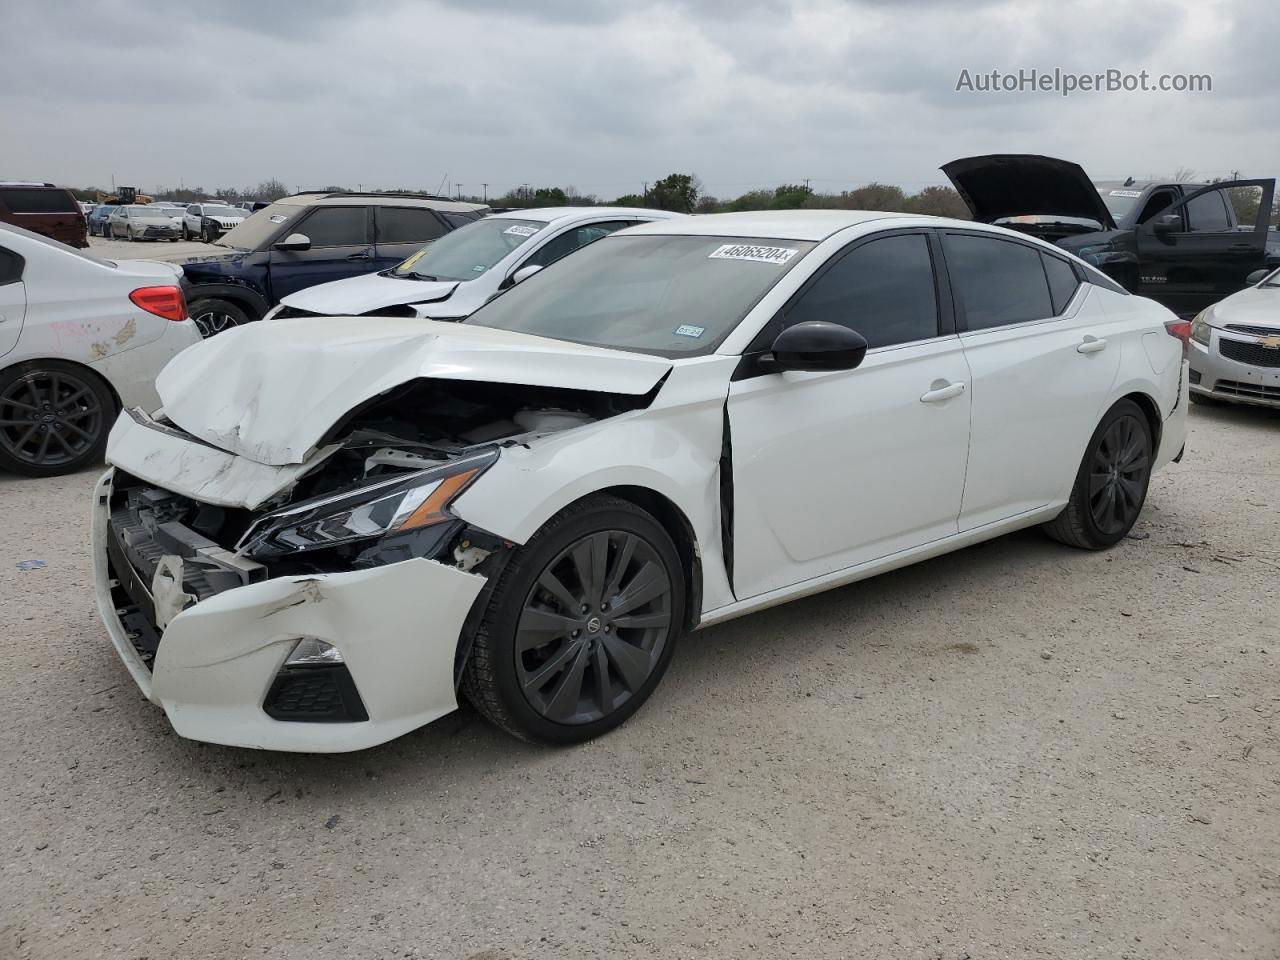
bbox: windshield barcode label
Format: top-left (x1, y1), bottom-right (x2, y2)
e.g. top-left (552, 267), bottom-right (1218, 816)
top-left (504, 225), bottom-right (539, 237)
top-left (709, 243), bottom-right (798, 265)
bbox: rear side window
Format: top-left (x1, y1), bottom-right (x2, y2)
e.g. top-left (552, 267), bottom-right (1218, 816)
top-left (943, 234), bottom-right (1053, 330)
top-left (442, 212), bottom-right (479, 228)
top-left (297, 207), bottom-right (369, 247)
top-left (0, 246), bottom-right (24, 285)
top-left (0, 188), bottom-right (79, 214)
top-left (376, 207), bottom-right (446, 244)
top-left (1042, 254), bottom-right (1080, 314)
top-left (783, 233), bottom-right (939, 349)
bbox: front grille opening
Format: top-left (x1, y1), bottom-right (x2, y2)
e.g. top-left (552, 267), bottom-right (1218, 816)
top-left (1220, 338), bottom-right (1280, 369)
top-left (1213, 379), bottom-right (1280, 401)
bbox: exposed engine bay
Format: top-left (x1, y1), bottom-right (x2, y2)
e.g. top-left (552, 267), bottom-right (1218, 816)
top-left (104, 377), bottom-right (656, 667)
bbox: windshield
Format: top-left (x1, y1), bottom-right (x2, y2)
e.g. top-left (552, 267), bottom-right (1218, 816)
top-left (466, 234), bottom-right (816, 358)
top-left (1098, 187), bottom-right (1143, 221)
top-left (202, 205), bottom-right (242, 218)
top-left (216, 200), bottom-right (302, 250)
top-left (126, 206), bottom-right (159, 216)
top-left (390, 218), bottom-right (547, 281)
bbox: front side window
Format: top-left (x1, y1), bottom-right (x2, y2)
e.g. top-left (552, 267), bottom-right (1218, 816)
top-left (375, 207), bottom-right (446, 244)
top-left (523, 221), bottom-right (632, 270)
top-left (1184, 189), bottom-right (1232, 232)
top-left (781, 233), bottom-right (939, 349)
top-left (467, 234), bottom-right (816, 357)
top-left (944, 233), bottom-right (1054, 330)
top-left (390, 218), bottom-right (548, 281)
top-left (294, 207), bottom-right (368, 247)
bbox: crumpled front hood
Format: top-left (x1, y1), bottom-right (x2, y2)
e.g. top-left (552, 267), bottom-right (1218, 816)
top-left (1211, 285), bottom-right (1280, 329)
top-left (155, 317), bottom-right (673, 466)
top-left (280, 270), bottom-right (459, 316)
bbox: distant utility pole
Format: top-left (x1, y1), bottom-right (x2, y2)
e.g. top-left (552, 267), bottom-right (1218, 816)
top-left (456, 184), bottom-right (464, 199)
top-left (481, 183), bottom-right (488, 202)
top-left (642, 181), bottom-right (648, 201)
top-left (803, 178), bottom-right (811, 191)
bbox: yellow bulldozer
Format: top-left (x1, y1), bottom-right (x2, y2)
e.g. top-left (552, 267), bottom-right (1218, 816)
top-left (95, 186), bottom-right (154, 206)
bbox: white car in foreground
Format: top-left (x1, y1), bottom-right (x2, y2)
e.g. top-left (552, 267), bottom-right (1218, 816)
top-left (268, 206), bottom-right (683, 322)
top-left (0, 223), bottom-right (201, 476)
top-left (93, 211), bottom-right (1188, 752)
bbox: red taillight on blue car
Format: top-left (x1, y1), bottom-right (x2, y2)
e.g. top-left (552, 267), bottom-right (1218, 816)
top-left (129, 285), bottom-right (187, 323)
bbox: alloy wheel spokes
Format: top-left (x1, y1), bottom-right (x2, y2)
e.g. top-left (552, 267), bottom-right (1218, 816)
top-left (0, 372), bottom-right (102, 465)
top-left (516, 528), bottom-right (673, 725)
top-left (1088, 415), bottom-right (1148, 534)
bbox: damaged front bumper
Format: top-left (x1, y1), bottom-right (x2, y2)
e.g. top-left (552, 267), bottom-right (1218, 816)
top-left (91, 470), bottom-right (486, 752)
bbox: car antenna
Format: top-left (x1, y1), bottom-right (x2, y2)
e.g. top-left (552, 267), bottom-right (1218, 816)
top-left (1123, 176), bottom-right (1135, 186)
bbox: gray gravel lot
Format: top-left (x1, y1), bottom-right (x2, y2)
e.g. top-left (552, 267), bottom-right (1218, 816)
top-left (89, 235), bottom-right (221, 262)
top-left (1, 403), bottom-right (1277, 960)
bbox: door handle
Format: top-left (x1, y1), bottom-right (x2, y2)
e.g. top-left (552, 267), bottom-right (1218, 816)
top-left (1077, 336), bottom-right (1108, 354)
top-left (346, 250), bottom-right (372, 261)
top-left (1228, 244), bottom-right (1256, 251)
top-left (920, 381), bottom-right (966, 403)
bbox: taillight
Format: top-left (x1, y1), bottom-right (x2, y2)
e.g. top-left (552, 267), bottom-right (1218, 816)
top-left (1165, 319), bottom-right (1191, 360)
top-left (129, 285), bottom-right (186, 322)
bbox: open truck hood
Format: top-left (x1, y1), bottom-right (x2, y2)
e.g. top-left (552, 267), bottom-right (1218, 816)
top-left (942, 154), bottom-right (1116, 230)
top-left (153, 316), bottom-right (673, 466)
top-left (280, 271), bottom-right (460, 316)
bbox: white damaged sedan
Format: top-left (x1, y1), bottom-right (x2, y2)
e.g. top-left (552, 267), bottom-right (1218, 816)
top-left (93, 211), bottom-right (1189, 752)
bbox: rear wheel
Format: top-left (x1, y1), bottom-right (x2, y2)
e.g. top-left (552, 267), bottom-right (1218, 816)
top-left (0, 361), bottom-right (114, 477)
top-left (1043, 399), bottom-right (1153, 549)
top-left (462, 495), bottom-right (684, 744)
top-left (189, 297), bottom-right (252, 338)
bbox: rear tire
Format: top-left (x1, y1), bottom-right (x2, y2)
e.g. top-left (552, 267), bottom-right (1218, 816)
top-left (1042, 399), bottom-right (1153, 550)
top-left (0, 361), bottom-right (115, 477)
top-left (461, 495), bottom-right (685, 744)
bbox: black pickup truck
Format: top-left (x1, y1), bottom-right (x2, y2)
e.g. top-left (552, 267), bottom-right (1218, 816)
top-left (943, 155), bottom-right (1277, 316)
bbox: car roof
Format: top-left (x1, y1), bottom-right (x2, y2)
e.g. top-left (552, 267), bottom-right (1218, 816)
top-left (622, 209), bottom-right (915, 241)
top-left (489, 206), bottom-right (682, 224)
top-left (272, 192), bottom-right (489, 213)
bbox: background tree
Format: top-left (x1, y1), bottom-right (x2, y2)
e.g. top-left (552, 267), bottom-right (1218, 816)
top-left (771, 183), bottom-right (814, 208)
top-left (649, 173), bottom-right (700, 212)
top-left (254, 177), bottom-right (290, 201)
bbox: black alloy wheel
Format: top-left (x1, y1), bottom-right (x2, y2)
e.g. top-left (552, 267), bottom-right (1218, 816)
top-left (462, 495), bottom-right (685, 743)
top-left (1042, 398), bottom-right (1153, 549)
top-left (514, 529), bottom-right (674, 725)
top-left (1088, 413), bottom-right (1150, 536)
top-left (0, 363), bottom-right (112, 476)
top-left (189, 297), bottom-right (251, 338)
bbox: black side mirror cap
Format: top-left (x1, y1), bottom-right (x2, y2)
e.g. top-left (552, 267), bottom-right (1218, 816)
top-left (1152, 213), bottom-right (1181, 235)
top-left (759, 321), bottom-right (868, 373)
top-left (1246, 268), bottom-right (1271, 286)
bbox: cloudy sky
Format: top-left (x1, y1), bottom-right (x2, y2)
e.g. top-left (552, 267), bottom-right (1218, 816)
top-left (2, 0), bottom-right (1273, 200)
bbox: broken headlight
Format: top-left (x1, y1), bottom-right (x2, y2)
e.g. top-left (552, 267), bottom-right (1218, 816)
top-left (238, 450), bottom-right (497, 559)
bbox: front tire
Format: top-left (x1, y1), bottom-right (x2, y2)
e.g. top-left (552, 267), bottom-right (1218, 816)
top-left (462, 495), bottom-right (685, 744)
top-left (1043, 398), bottom-right (1153, 549)
top-left (0, 361), bottom-right (114, 477)
top-left (189, 297), bottom-right (252, 338)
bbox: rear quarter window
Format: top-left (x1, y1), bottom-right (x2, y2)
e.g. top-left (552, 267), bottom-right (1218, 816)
top-left (0, 188), bottom-right (80, 214)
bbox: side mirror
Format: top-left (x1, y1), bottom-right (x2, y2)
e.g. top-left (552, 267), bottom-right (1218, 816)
top-left (1152, 213), bottom-right (1181, 236)
top-left (759, 321), bottom-right (868, 373)
top-left (273, 233), bottom-right (311, 252)
top-left (505, 263), bottom-right (544, 288)
top-left (1246, 268), bottom-right (1271, 286)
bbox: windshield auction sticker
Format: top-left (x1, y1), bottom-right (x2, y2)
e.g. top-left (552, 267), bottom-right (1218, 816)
top-left (709, 243), bottom-right (798, 265)
top-left (504, 224), bottom-right (539, 237)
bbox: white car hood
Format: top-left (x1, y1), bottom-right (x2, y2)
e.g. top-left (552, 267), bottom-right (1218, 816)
top-left (281, 270), bottom-right (460, 315)
top-left (155, 316), bottom-right (673, 466)
top-left (1213, 285), bottom-right (1280, 330)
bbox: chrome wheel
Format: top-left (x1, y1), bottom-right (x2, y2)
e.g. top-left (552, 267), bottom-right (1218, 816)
top-left (515, 530), bottom-right (673, 725)
top-left (0, 370), bottom-right (105, 469)
top-left (1088, 413), bottom-right (1149, 535)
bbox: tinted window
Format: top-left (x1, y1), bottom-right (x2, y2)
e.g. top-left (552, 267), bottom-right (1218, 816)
top-left (1185, 190), bottom-right (1231, 232)
top-left (376, 207), bottom-right (445, 244)
top-left (442, 212), bottom-right (478, 228)
top-left (0, 246), bottom-right (23, 285)
top-left (296, 207), bottom-right (368, 247)
top-left (0, 188), bottom-right (79, 214)
top-left (1042, 254), bottom-right (1080, 314)
top-left (524, 221), bottom-right (631, 269)
top-left (1136, 189), bottom-right (1177, 225)
top-left (944, 234), bottom-right (1053, 330)
top-left (783, 233), bottom-right (938, 349)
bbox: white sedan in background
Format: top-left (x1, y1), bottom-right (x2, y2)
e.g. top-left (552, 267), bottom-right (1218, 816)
top-left (268, 207), bottom-right (683, 321)
top-left (94, 211), bottom-right (1187, 752)
top-left (1189, 266), bottom-right (1280, 408)
top-left (0, 223), bottom-right (201, 476)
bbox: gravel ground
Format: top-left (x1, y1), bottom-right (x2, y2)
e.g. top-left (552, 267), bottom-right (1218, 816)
top-left (88, 235), bottom-right (221, 262)
top-left (1, 402), bottom-right (1277, 960)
